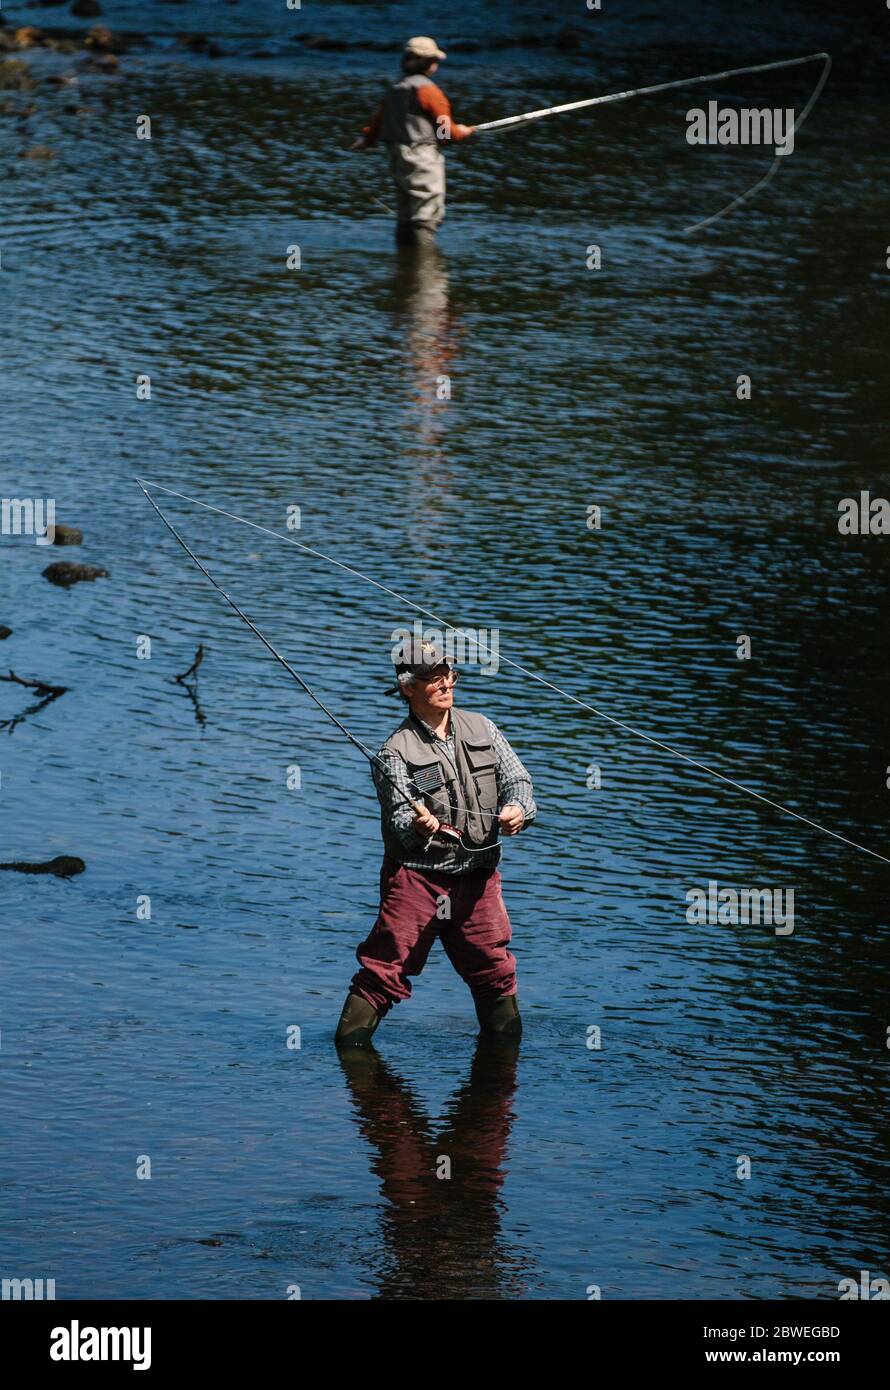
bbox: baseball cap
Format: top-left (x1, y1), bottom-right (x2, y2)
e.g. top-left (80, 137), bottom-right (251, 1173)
top-left (386, 639), bottom-right (455, 695)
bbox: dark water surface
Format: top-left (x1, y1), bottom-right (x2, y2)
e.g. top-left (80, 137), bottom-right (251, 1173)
top-left (2, 0), bottom-right (889, 1299)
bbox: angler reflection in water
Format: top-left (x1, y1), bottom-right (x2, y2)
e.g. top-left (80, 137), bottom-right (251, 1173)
top-left (339, 1037), bottom-right (533, 1300)
top-left (391, 242), bottom-right (463, 512)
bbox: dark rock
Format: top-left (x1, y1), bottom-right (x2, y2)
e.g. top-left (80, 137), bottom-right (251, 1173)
top-left (71, 0), bottom-right (102, 16)
top-left (0, 626), bottom-right (11, 640)
top-left (42, 560), bottom-right (108, 586)
top-left (52, 523), bottom-right (83, 545)
top-left (0, 855), bottom-right (86, 877)
top-left (206, 40), bottom-right (222, 58)
top-left (21, 145), bottom-right (56, 160)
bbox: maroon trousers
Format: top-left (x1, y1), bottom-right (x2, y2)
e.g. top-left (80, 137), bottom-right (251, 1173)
top-left (351, 854), bottom-right (517, 1015)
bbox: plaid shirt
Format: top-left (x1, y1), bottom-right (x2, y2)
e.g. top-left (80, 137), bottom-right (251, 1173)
top-left (371, 709), bottom-right (536, 875)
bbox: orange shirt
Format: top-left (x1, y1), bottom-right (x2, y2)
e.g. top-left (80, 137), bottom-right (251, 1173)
top-left (362, 81), bottom-right (471, 145)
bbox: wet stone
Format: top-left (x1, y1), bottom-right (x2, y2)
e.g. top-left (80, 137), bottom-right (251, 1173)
top-left (42, 560), bottom-right (108, 586)
top-left (0, 855), bottom-right (86, 877)
top-left (52, 524), bottom-right (83, 545)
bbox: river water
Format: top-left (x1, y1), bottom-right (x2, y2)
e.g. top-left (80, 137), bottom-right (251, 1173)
top-left (2, 0), bottom-right (888, 1300)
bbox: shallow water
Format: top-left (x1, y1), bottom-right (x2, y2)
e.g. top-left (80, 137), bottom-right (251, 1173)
top-left (2, 0), bottom-right (889, 1299)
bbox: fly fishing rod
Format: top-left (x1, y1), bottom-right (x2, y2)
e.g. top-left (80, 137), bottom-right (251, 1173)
top-left (471, 52), bottom-right (830, 133)
top-left (136, 480), bottom-right (495, 856)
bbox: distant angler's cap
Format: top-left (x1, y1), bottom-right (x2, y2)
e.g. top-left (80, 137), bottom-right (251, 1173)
top-left (405, 35), bottom-right (447, 60)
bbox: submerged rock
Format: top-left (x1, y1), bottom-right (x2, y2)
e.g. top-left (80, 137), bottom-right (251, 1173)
top-left (52, 524), bottom-right (83, 545)
top-left (0, 855), bottom-right (86, 877)
top-left (42, 560), bottom-right (108, 586)
top-left (71, 0), bottom-right (103, 15)
top-left (0, 626), bottom-right (11, 640)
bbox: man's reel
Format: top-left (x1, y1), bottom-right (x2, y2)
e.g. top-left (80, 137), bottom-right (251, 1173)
top-left (411, 798), bottom-right (463, 853)
top-left (431, 821), bottom-right (462, 845)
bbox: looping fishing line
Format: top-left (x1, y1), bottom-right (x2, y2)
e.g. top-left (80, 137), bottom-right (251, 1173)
top-left (136, 479), bottom-right (889, 869)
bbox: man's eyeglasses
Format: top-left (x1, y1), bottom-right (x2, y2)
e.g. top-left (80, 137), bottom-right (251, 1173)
top-left (418, 669), bottom-right (458, 690)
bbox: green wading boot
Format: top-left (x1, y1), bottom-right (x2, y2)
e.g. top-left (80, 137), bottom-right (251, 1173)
top-left (475, 994), bottom-right (522, 1039)
top-left (335, 993), bottom-right (382, 1049)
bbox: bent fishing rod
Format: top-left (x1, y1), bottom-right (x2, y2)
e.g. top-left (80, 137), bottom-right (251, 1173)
top-left (137, 480), bottom-right (494, 856)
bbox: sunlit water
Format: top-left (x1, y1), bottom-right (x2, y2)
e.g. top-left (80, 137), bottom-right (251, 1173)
top-left (2, 0), bottom-right (888, 1299)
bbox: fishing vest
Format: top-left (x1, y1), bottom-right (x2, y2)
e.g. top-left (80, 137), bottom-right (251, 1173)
top-left (380, 707), bottom-right (500, 871)
top-left (379, 73), bottom-right (441, 146)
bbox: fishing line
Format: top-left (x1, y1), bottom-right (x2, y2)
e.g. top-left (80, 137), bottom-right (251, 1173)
top-left (137, 480), bottom-right (498, 856)
top-left (137, 478), bottom-right (890, 869)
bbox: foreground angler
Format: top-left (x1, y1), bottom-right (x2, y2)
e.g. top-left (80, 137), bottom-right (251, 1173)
top-left (352, 35), bottom-right (474, 245)
top-left (335, 644), bottom-right (535, 1046)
